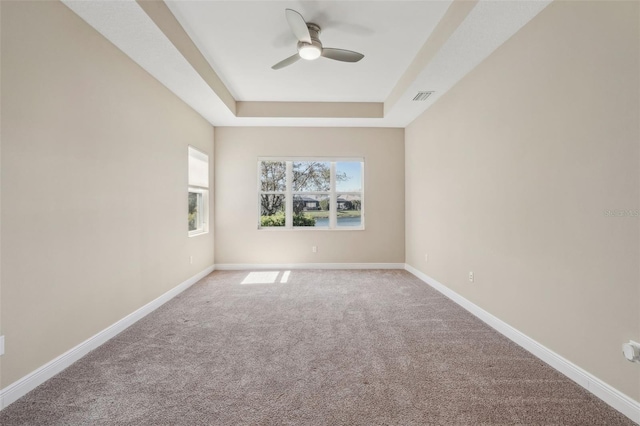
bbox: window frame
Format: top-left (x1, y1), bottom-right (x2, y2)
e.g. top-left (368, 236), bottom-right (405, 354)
top-left (188, 146), bottom-right (209, 237)
top-left (257, 157), bottom-right (365, 231)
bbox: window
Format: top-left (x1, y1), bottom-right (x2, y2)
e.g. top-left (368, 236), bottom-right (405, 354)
top-left (258, 158), bottom-right (364, 230)
top-left (188, 146), bottom-right (209, 236)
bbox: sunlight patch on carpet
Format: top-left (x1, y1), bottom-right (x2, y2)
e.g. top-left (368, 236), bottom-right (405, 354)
top-left (241, 271), bottom-right (280, 285)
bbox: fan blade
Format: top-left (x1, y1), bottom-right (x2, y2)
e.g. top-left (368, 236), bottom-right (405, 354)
top-left (272, 53), bottom-right (301, 70)
top-left (285, 9), bottom-right (311, 43)
top-left (321, 48), bottom-right (364, 63)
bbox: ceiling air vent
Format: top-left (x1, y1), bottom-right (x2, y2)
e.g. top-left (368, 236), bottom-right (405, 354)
top-left (412, 91), bottom-right (434, 101)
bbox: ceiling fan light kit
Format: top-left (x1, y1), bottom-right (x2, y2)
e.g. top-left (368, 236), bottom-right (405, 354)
top-left (272, 9), bottom-right (364, 70)
top-left (298, 42), bottom-right (322, 60)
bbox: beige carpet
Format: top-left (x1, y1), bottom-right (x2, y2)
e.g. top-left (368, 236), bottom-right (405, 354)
top-left (0, 269), bottom-right (633, 425)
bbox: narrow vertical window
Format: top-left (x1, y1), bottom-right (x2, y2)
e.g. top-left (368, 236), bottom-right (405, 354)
top-left (259, 161), bottom-right (287, 227)
top-left (188, 146), bottom-right (209, 236)
top-left (335, 161), bottom-right (363, 228)
top-left (292, 161), bottom-right (330, 228)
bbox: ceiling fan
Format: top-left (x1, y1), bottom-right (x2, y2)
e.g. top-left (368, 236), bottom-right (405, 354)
top-left (272, 9), bottom-right (365, 70)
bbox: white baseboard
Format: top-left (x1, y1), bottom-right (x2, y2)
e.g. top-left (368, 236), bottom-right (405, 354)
top-left (215, 263), bottom-right (405, 270)
top-left (0, 265), bottom-right (215, 411)
top-left (404, 263), bottom-right (640, 424)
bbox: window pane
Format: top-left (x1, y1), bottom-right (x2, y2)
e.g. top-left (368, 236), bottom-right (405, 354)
top-left (260, 161), bottom-right (286, 192)
top-left (293, 195), bottom-right (328, 228)
top-left (336, 162), bottom-right (362, 192)
top-left (337, 194), bottom-right (362, 227)
top-left (260, 194), bottom-right (286, 227)
top-left (292, 161), bottom-right (330, 191)
top-left (257, 158), bottom-right (364, 231)
top-left (188, 192), bottom-right (201, 231)
top-left (188, 147), bottom-right (209, 188)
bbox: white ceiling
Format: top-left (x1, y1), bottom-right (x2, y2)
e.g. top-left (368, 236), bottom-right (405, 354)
top-left (166, 1), bottom-right (452, 102)
top-left (62, 0), bottom-right (551, 128)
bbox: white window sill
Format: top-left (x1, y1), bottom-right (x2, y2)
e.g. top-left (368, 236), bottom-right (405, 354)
top-left (257, 227), bottom-right (365, 231)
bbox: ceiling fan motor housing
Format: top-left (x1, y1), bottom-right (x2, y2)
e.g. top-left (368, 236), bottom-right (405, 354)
top-left (297, 23), bottom-right (322, 60)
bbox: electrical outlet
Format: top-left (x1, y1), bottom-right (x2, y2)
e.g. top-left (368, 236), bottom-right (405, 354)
top-left (425, 253), bottom-right (428, 263)
top-left (468, 271), bottom-right (474, 283)
top-left (189, 256), bottom-right (193, 265)
top-left (0, 335), bottom-right (5, 356)
top-left (312, 246), bottom-right (317, 253)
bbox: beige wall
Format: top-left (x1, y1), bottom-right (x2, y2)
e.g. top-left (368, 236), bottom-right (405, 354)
top-left (215, 127), bottom-right (404, 265)
top-left (0, 1), bottom-right (214, 387)
top-left (405, 0), bottom-right (639, 401)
